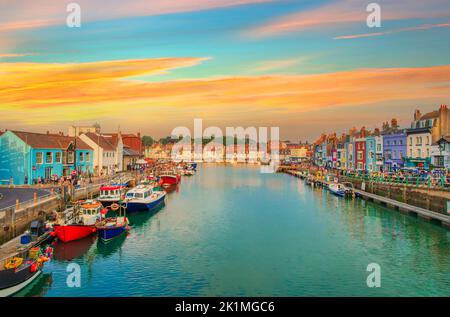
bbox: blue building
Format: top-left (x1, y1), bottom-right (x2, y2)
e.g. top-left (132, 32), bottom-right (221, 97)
top-left (382, 119), bottom-right (407, 172)
top-left (0, 131), bottom-right (94, 185)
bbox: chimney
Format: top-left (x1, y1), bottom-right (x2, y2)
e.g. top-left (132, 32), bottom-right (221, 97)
top-left (360, 126), bottom-right (366, 138)
top-left (414, 109), bottom-right (421, 121)
top-left (391, 118), bottom-right (398, 129)
top-left (137, 132), bottom-right (141, 138)
top-left (46, 131), bottom-right (50, 135)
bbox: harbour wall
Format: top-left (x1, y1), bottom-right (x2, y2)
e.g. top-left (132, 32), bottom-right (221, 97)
top-left (0, 184), bottom-right (101, 245)
top-left (339, 176), bottom-right (449, 215)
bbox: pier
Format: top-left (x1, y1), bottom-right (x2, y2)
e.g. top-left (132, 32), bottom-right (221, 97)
top-left (353, 189), bottom-right (450, 227)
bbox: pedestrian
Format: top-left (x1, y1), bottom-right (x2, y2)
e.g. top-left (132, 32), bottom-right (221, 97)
top-left (9, 176), bottom-right (13, 186)
top-left (24, 175), bottom-right (28, 185)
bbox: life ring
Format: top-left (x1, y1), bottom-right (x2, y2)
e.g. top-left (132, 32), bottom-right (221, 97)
top-left (5, 257), bottom-right (23, 269)
top-left (111, 203), bottom-right (119, 211)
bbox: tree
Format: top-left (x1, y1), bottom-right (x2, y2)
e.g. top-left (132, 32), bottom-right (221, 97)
top-left (142, 135), bottom-right (154, 147)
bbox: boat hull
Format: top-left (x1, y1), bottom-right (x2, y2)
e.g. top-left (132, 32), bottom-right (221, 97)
top-left (126, 194), bottom-right (166, 213)
top-left (53, 224), bottom-right (96, 243)
top-left (97, 225), bottom-right (127, 242)
top-left (0, 266), bottom-right (42, 297)
top-left (160, 175), bottom-right (180, 186)
top-left (329, 189), bottom-right (346, 197)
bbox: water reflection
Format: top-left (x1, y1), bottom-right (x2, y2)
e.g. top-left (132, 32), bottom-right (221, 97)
top-left (53, 236), bottom-right (97, 262)
top-left (95, 234), bottom-right (127, 259)
top-left (14, 273), bottom-right (53, 297)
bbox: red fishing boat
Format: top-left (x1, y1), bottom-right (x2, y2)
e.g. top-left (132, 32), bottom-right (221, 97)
top-left (52, 201), bottom-right (102, 243)
top-left (158, 170), bottom-right (181, 189)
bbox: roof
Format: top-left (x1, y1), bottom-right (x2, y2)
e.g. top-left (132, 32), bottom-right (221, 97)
top-left (83, 132), bottom-right (116, 151)
top-left (433, 136), bottom-right (450, 145)
top-left (419, 110), bottom-right (439, 121)
top-left (12, 131), bottom-right (92, 150)
top-left (123, 146), bottom-right (140, 156)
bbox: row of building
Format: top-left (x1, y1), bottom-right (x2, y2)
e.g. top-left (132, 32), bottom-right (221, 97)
top-left (312, 105), bottom-right (450, 172)
top-left (0, 126), bottom-right (144, 185)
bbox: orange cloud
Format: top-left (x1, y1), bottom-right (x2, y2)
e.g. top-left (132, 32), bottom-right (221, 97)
top-left (334, 21), bottom-right (450, 40)
top-left (1, 58), bottom-right (450, 128)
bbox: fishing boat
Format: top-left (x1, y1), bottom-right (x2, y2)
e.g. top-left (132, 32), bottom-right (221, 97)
top-left (328, 183), bottom-right (348, 197)
top-left (17, 219), bottom-right (56, 250)
top-left (0, 246), bottom-right (52, 297)
top-left (158, 170), bottom-right (181, 189)
top-left (52, 201), bottom-right (102, 243)
top-left (123, 185), bottom-right (166, 213)
top-left (98, 185), bottom-right (127, 207)
top-left (96, 204), bottom-right (129, 242)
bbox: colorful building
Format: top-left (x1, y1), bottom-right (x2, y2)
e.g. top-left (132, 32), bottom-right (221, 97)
top-left (0, 131), bottom-right (93, 185)
top-left (382, 119), bottom-right (407, 171)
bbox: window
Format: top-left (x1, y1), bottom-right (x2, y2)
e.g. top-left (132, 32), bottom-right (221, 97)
top-left (410, 149), bottom-right (412, 157)
top-left (357, 151), bottom-right (363, 160)
top-left (67, 152), bottom-right (74, 164)
top-left (409, 137), bottom-right (412, 146)
top-left (418, 149), bottom-right (421, 158)
top-left (86, 152), bottom-right (90, 162)
top-left (426, 148), bottom-right (429, 157)
top-left (376, 144), bottom-right (381, 152)
top-left (36, 152), bottom-right (43, 164)
top-left (79, 152), bottom-right (84, 162)
top-left (46, 152), bottom-right (53, 164)
top-left (399, 140), bottom-right (403, 145)
top-left (55, 152), bottom-right (62, 163)
top-left (426, 136), bottom-right (430, 145)
top-left (393, 150), bottom-right (397, 159)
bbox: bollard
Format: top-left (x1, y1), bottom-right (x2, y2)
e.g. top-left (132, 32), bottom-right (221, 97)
top-left (34, 192), bottom-right (37, 203)
top-left (16, 199), bottom-right (19, 209)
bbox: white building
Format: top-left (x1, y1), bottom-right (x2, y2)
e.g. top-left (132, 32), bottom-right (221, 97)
top-left (79, 132), bottom-right (121, 176)
top-left (407, 129), bottom-right (432, 160)
top-left (431, 136), bottom-right (450, 169)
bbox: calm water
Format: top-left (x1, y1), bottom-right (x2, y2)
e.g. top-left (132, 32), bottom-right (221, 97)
top-left (21, 165), bottom-right (449, 297)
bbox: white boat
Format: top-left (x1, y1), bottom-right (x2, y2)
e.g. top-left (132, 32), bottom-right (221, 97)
top-left (328, 183), bottom-right (347, 197)
top-left (124, 185), bottom-right (166, 213)
top-left (98, 185), bottom-right (127, 207)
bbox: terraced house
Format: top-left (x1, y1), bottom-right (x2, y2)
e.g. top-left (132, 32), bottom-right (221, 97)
top-left (0, 131), bottom-right (93, 185)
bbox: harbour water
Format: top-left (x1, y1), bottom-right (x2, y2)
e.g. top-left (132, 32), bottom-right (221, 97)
top-left (20, 165), bottom-right (449, 297)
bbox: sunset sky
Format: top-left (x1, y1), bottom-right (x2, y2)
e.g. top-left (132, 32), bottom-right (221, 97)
top-left (1, 0), bottom-right (450, 141)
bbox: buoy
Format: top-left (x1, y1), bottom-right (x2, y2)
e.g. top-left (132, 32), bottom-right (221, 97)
top-left (30, 263), bottom-right (38, 273)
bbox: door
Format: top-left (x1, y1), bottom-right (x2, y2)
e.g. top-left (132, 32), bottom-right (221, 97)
top-left (45, 167), bottom-right (52, 180)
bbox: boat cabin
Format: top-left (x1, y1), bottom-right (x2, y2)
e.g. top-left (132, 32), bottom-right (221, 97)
top-left (125, 186), bottom-right (153, 200)
top-left (99, 185), bottom-right (125, 200)
top-left (80, 201), bottom-right (102, 225)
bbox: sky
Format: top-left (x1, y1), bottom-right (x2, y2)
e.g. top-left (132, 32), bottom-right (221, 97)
top-left (1, 0), bottom-right (450, 142)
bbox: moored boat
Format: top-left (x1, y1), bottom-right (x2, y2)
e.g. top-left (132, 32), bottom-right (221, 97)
top-left (53, 201), bottom-right (102, 243)
top-left (123, 185), bottom-right (166, 213)
top-left (158, 170), bottom-right (181, 189)
top-left (328, 183), bottom-right (348, 197)
top-left (0, 246), bottom-right (52, 297)
top-left (96, 204), bottom-right (129, 242)
top-left (98, 185), bottom-right (127, 207)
